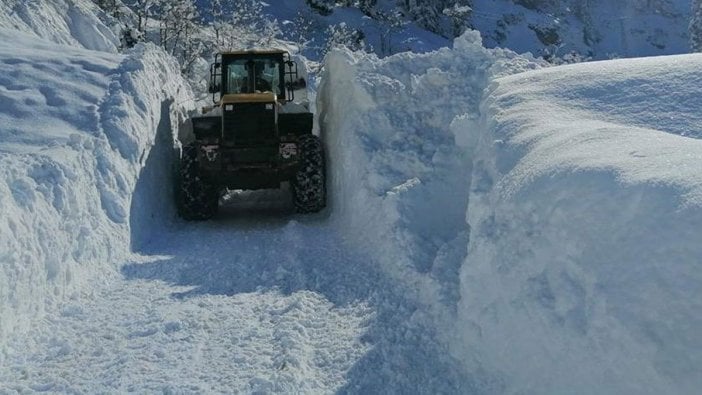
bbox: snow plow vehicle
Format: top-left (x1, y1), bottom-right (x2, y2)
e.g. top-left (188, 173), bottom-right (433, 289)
top-left (177, 49), bottom-right (325, 220)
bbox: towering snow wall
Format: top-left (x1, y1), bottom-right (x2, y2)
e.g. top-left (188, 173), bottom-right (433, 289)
top-left (317, 32), bottom-right (543, 390)
top-left (318, 32), bottom-right (509, 310)
top-left (319, 32), bottom-right (702, 393)
top-left (0, 5), bottom-right (192, 346)
top-left (460, 54), bottom-right (702, 394)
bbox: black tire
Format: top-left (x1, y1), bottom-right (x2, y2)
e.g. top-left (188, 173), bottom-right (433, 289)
top-left (292, 134), bottom-right (326, 213)
top-left (177, 143), bottom-right (219, 220)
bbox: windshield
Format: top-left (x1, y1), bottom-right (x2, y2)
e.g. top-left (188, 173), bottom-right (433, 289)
top-left (225, 59), bottom-right (281, 95)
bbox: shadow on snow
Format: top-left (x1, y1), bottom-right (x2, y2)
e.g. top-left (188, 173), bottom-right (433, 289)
top-left (123, 198), bottom-right (478, 394)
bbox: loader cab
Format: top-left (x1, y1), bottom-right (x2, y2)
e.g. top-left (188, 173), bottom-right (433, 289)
top-left (208, 50), bottom-right (300, 103)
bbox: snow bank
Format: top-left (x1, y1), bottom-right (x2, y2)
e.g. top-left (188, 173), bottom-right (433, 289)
top-left (0, 28), bottom-right (191, 347)
top-left (320, 30), bottom-right (702, 392)
top-left (319, 32), bottom-right (486, 306)
top-left (0, 0), bottom-right (119, 52)
top-left (460, 54), bottom-right (702, 394)
top-left (317, 30), bottom-right (543, 379)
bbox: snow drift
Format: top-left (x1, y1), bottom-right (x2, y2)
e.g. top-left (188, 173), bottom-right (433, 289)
top-left (0, 0), bottom-right (119, 53)
top-left (0, 25), bottom-right (191, 347)
top-left (461, 54), bottom-right (702, 394)
top-left (319, 32), bottom-right (702, 392)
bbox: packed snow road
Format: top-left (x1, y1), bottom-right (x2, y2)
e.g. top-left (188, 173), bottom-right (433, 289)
top-left (1, 193), bottom-right (474, 393)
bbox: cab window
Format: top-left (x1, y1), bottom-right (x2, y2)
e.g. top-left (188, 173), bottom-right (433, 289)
top-left (225, 59), bottom-right (281, 95)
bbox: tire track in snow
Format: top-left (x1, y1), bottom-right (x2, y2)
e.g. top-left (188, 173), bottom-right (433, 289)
top-left (0, 194), bottom-right (476, 393)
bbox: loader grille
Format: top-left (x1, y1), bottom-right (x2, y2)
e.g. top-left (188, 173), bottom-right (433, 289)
top-left (222, 103), bottom-right (276, 145)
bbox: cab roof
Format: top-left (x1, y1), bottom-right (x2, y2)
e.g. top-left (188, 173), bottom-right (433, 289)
top-left (220, 49), bottom-right (287, 56)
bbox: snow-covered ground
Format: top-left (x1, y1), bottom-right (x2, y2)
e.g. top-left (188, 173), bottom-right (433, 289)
top-left (1, 0), bottom-right (702, 393)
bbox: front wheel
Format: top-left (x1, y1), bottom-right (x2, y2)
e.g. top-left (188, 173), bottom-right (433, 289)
top-left (176, 143), bottom-right (219, 220)
top-left (292, 135), bottom-right (326, 213)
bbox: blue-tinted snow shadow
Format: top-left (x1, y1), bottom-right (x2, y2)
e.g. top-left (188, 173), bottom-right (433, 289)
top-left (129, 99), bottom-right (179, 252)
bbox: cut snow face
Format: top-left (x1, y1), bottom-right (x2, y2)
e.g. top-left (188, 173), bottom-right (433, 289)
top-left (0, 28), bottom-right (122, 345)
top-left (0, 27), bottom-right (192, 347)
top-left (459, 54), bottom-right (702, 393)
top-left (319, 30), bottom-right (544, 307)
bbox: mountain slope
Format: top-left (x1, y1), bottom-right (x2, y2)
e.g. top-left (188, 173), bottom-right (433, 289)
top-left (0, 0), bottom-right (119, 52)
top-left (262, 0), bottom-right (691, 59)
top-left (472, 0), bottom-right (691, 59)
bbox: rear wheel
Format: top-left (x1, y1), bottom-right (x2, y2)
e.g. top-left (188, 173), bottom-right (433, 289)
top-left (292, 135), bottom-right (326, 213)
top-left (177, 143), bottom-right (219, 220)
